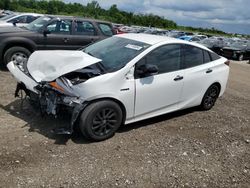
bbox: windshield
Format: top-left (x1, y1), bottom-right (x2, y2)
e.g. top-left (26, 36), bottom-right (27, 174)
top-left (25, 16), bottom-right (52, 31)
top-left (0, 14), bottom-right (17, 21)
top-left (83, 37), bottom-right (150, 72)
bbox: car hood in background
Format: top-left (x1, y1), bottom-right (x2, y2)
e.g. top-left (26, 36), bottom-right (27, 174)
top-left (27, 50), bottom-right (101, 82)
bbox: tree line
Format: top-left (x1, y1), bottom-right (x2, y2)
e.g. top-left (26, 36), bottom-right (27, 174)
top-left (0, 0), bottom-right (237, 36)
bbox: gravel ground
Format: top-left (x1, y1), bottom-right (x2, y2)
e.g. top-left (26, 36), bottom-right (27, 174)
top-left (0, 61), bottom-right (249, 188)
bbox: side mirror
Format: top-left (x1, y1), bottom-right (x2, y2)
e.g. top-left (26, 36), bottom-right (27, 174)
top-left (136, 64), bottom-right (159, 78)
top-left (43, 29), bottom-right (51, 37)
top-left (12, 21), bottom-right (18, 26)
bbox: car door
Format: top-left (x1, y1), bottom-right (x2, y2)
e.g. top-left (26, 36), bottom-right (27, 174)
top-left (42, 19), bottom-right (76, 50)
top-left (180, 45), bottom-right (217, 108)
top-left (134, 44), bottom-right (185, 119)
top-left (70, 20), bottom-right (101, 48)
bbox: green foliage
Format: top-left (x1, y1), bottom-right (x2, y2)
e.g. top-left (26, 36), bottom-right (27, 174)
top-left (1, 0), bottom-right (246, 37)
top-left (0, 0), bottom-right (177, 29)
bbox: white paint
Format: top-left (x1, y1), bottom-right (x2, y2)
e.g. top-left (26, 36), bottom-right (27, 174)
top-left (27, 50), bottom-right (101, 82)
top-left (8, 34), bottom-right (230, 125)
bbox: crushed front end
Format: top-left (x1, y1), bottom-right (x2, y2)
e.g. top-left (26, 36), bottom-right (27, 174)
top-left (7, 50), bottom-right (104, 135)
top-left (14, 78), bottom-right (87, 134)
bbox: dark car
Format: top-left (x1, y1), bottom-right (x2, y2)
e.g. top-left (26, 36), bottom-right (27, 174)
top-left (198, 38), bottom-right (227, 55)
top-left (221, 41), bottom-right (250, 61)
top-left (0, 15), bottom-right (114, 66)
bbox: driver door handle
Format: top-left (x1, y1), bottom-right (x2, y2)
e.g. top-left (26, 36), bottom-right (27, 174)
top-left (206, 69), bottom-right (213, 74)
top-left (174, 75), bottom-right (184, 81)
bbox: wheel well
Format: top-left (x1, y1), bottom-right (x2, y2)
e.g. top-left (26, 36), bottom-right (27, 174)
top-left (73, 97), bottom-right (127, 130)
top-left (212, 82), bottom-right (221, 95)
top-left (2, 43), bottom-right (34, 60)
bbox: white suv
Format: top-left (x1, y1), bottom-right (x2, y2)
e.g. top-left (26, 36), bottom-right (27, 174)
top-left (7, 34), bottom-right (230, 141)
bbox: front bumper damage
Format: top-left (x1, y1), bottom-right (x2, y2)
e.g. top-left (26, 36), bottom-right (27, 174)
top-left (8, 49), bottom-right (103, 135)
top-left (7, 59), bottom-right (86, 134)
top-left (15, 82), bottom-right (87, 134)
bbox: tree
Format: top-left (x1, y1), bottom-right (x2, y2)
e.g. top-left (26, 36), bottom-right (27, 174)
top-left (0, 0), bottom-right (10, 10)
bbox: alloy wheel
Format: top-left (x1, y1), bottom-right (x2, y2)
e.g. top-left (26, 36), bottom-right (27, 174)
top-left (11, 52), bottom-right (28, 66)
top-left (203, 85), bottom-right (219, 109)
top-left (91, 108), bottom-right (118, 136)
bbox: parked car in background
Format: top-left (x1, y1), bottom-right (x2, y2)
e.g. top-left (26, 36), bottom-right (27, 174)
top-left (0, 15), bottom-right (114, 66)
top-left (198, 38), bottom-right (227, 55)
top-left (8, 34), bottom-right (230, 141)
top-left (0, 13), bottom-right (42, 27)
top-left (0, 12), bottom-right (17, 21)
top-left (0, 10), bottom-right (14, 18)
top-left (196, 35), bottom-right (208, 40)
top-left (221, 41), bottom-right (250, 61)
top-left (179, 35), bottom-right (202, 42)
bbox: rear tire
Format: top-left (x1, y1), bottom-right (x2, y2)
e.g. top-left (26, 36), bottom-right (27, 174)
top-left (79, 100), bottom-right (123, 141)
top-left (200, 84), bottom-right (220, 111)
top-left (3, 46), bottom-right (31, 66)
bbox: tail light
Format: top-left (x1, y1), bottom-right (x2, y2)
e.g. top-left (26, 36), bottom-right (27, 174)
top-left (224, 60), bottom-right (230, 66)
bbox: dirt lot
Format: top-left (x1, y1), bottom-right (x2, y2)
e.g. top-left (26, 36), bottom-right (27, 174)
top-left (0, 61), bottom-right (249, 188)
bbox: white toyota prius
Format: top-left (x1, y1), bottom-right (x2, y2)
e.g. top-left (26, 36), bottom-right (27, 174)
top-left (7, 34), bottom-right (230, 141)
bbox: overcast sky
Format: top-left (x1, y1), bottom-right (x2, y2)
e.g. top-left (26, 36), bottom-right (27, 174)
top-left (64, 0), bottom-right (250, 34)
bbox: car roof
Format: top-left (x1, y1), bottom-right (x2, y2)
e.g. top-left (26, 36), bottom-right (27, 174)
top-left (116, 33), bottom-right (181, 45)
top-left (116, 33), bottom-right (213, 51)
top-left (14, 13), bottom-right (43, 17)
top-left (44, 15), bottom-right (112, 24)
top-left (6, 13), bottom-right (43, 21)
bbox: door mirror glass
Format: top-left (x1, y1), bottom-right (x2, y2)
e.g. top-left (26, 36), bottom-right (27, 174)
top-left (136, 64), bottom-right (159, 77)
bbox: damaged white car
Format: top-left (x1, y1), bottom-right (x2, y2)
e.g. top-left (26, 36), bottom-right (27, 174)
top-left (7, 34), bottom-right (230, 141)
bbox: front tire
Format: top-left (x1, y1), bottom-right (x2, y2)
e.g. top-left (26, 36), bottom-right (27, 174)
top-left (200, 84), bottom-right (220, 110)
top-left (3, 46), bottom-right (31, 66)
top-left (79, 100), bottom-right (123, 141)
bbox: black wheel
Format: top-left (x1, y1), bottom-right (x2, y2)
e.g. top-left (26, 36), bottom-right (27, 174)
top-left (3, 46), bottom-right (31, 67)
top-left (79, 100), bottom-right (123, 141)
top-left (200, 84), bottom-right (220, 110)
top-left (238, 54), bottom-right (244, 61)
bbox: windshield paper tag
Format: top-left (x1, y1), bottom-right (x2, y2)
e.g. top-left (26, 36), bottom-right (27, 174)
top-left (125, 44), bottom-right (143, 50)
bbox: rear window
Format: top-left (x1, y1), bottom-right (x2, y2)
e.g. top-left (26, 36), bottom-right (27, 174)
top-left (98, 23), bottom-right (113, 36)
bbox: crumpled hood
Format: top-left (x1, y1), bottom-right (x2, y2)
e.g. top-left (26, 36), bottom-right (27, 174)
top-left (27, 50), bottom-right (101, 82)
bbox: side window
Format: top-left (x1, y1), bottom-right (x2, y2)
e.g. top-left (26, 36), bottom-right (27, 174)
top-left (98, 23), bottom-right (113, 36)
top-left (74, 21), bottom-right (95, 36)
top-left (26, 16), bottom-right (38, 23)
top-left (203, 50), bottom-right (211, 63)
top-left (183, 45), bottom-right (203, 68)
top-left (210, 52), bottom-right (220, 61)
top-left (46, 20), bottom-right (72, 34)
top-left (8, 16), bottom-right (27, 23)
top-left (137, 44), bottom-right (181, 75)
